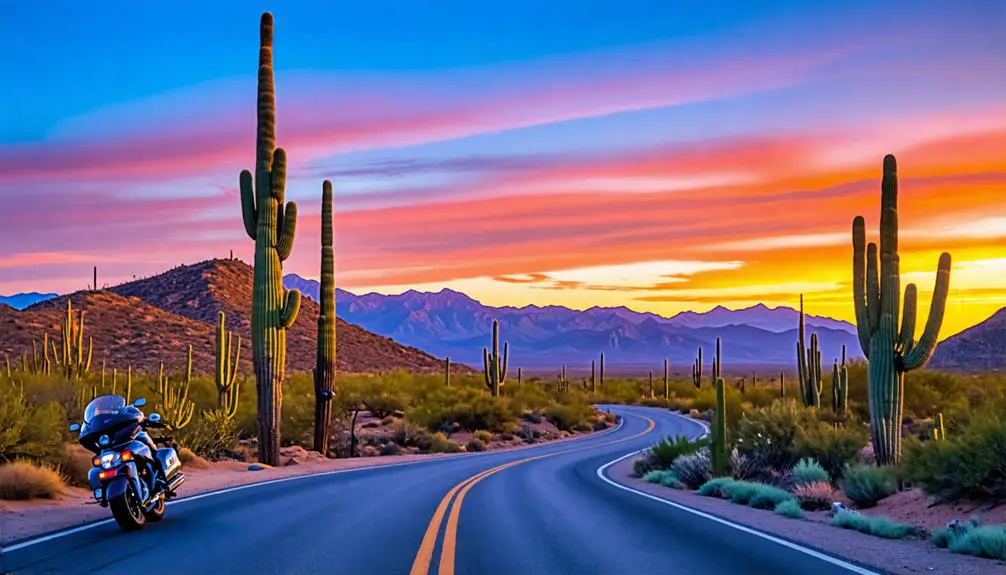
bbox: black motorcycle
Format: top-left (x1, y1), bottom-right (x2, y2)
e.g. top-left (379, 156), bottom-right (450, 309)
top-left (69, 394), bottom-right (185, 531)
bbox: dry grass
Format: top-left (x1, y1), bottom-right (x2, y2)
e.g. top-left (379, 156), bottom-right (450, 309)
top-left (0, 460), bottom-right (66, 500)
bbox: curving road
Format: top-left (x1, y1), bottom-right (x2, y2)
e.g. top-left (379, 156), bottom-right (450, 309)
top-left (2, 406), bottom-right (879, 575)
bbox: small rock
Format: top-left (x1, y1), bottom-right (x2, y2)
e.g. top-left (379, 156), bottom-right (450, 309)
top-left (248, 464), bottom-right (269, 471)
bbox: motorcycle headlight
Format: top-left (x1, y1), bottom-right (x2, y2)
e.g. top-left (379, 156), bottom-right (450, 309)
top-left (100, 452), bottom-right (120, 469)
top-left (99, 434), bottom-right (110, 447)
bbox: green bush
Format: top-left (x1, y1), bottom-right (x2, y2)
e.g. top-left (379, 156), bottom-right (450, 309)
top-left (633, 456), bottom-right (655, 477)
top-left (0, 385), bottom-right (66, 463)
top-left (183, 409), bottom-right (239, 459)
top-left (793, 481), bottom-right (833, 511)
top-left (643, 470), bottom-right (666, 484)
top-left (947, 525), bottom-right (1006, 560)
top-left (474, 430), bottom-right (493, 444)
top-left (794, 424), bottom-right (867, 483)
top-left (642, 470), bottom-right (683, 489)
top-left (832, 512), bottom-right (920, 539)
top-left (465, 438), bottom-right (486, 452)
top-left (426, 432), bottom-right (462, 454)
top-left (698, 477), bottom-right (736, 498)
top-left (722, 481), bottom-right (760, 505)
top-left (792, 458), bottom-right (829, 485)
top-left (748, 484), bottom-right (795, 510)
top-left (774, 499), bottom-right (805, 519)
top-left (903, 410), bottom-right (1006, 501)
top-left (840, 465), bottom-right (897, 508)
top-left (647, 435), bottom-right (710, 470)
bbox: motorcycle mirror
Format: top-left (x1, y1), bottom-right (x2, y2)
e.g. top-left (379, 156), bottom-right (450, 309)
top-left (69, 423), bottom-right (80, 432)
top-left (149, 413), bottom-right (162, 423)
top-left (133, 397), bottom-right (147, 407)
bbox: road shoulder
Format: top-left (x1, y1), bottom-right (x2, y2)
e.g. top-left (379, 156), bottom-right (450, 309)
top-left (605, 455), bottom-right (1005, 575)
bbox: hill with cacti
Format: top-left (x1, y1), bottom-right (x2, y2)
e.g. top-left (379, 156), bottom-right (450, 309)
top-left (0, 259), bottom-right (454, 375)
top-left (930, 307), bottom-right (1006, 372)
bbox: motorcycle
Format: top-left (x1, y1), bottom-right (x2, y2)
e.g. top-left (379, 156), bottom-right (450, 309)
top-left (69, 394), bottom-right (185, 532)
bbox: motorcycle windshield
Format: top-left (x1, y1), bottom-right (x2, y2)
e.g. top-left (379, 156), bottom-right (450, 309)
top-left (84, 395), bottom-right (126, 424)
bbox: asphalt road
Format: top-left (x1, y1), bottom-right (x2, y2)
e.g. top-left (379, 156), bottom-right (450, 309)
top-left (2, 406), bottom-right (879, 575)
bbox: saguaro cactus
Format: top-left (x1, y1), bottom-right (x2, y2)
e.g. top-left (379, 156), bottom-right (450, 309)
top-left (156, 352), bottom-right (195, 431)
top-left (590, 360), bottom-right (596, 394)
top-left (599, 352), bottom-right (605, 390)
top-left (444, 357), bottom-right (451, 387)
top-left (932, 413), bottom-right (946, 441)
top-left (796, 296), bottom-right (823, 408)
top-left (779, 372), bottom-right (785, 398)
top-left (712, 338), bottom-right (722, 383)
top-left (215, 311), bottom-right (242, 419)
top-left (647, 371), bottom-right (653, 398)
top-left (51, 300), bottom-right (92, 381)
top-left (831, 346), bottom-right (848, 416)
top-left (691, 347), bottom-right (702, 389)
top-left (313, 180), bottom-right (337, 454)
top-left (853, 155), bottom-right (951, 465)
top-left (711, 377), bottom-right (728, 476)
top-left (483, 319), bottom-right (508, 397)
top-left (239, 12), bottom-right (301, 466)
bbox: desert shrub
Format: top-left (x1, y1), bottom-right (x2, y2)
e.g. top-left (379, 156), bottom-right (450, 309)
top-left (794, 424), bottom-right (867, 482)
top-left (55, 443), bottom-right (93, 487)
top-left (648, 435), bottom-right (709, 470)
top-left (544, 402), bottom-right (595, 432)
top-left (698, 477), bottom-right (736, 498)
top-left (747, 484), bottom-right (795, 510)
top-left (832, 511), bottom-right (920, 539)
top-left (792, 458), bottom-right (829, 485)
top-left (672, 452), bottom-right (712, 489)
top-left (379, 442), bottom-right (401, 456)
top-left (793, 481), bottom-right (833, 511)
top-left (184, 409), bottom-right (239, 460)
top-left (840, 465), bottom-right (897, 508)
top-left (729, 449), bottom-right (764, 481)
top-left (633, 455), bottom-right (655, 477)
top-left (722, 480), bottom-right (760, 505)
top-left (0, 460), bottom-right (65, 500)
top-left (947, 525), bottom-right (1006, 560)
top-left (426, 432), bottom-right (462, 454)
top-left (775, 499), bottom-right (805, 519)
top-left (407, 387), bottom-right (512, 432)
top-left (522, 411), bottom-right (543, 424)
top-left (465, 438), bottom-right (486, 452)
top-left (643, 470), bottom-right (666, 484)
top-left (0, 386), bottom-right (66, 463)
top-left (474, 430), bottom-right (493, 444)
top-left (178, 446), bottom-right (195, 463)
top-left (902, 410), bottom-right (1006, 501)
top-left (643, 470), bottom-right (684, 489)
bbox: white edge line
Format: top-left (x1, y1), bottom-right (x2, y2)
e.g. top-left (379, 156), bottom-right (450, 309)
top-left (595, 409), bottom-right (881, 575)
top-left (3, 414), bottom-right (625, 553)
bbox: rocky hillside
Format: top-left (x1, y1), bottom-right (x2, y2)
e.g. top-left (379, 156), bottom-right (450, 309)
top-left (1, 259), bottom-right (454, 375)
top-left (930, 307), bottom-right (1006, 372)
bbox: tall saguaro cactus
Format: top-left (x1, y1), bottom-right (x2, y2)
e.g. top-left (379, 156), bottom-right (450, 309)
top-left (831, 346), bottom-right (848, 416)
top-left (711, 377), bottom-right (728, 476)
top-left (156, 352), bottom-right (195, 432)
top-left (663, 359), bottom-right (669, 399)
top-left (691, 347), bottom-right (703, 389)
top-left (853, 155), bottom-right (951, 465)
top-left (313, 180), bottom-right (337, 454)
top-left (483, 319), bottom-right (508, 397)
top-left (239, 13), bottom-right (301, 466)
top-left (51, 299), bottom-right (93, 381)
top-left (796, 296), bottom-right (823, 408)
top-left (215, 311), bottom-right (242, 419)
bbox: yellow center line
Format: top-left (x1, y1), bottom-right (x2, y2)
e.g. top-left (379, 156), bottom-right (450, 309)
top-left (411, 415), bottom-right (656, 575)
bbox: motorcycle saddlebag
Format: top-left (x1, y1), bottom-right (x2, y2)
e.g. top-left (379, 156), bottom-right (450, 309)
top-left (156, 447), bottom-right (182, 480)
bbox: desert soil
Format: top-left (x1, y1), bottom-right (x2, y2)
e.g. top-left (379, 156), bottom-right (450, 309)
top-left (610, 457), bottom-right (1006, 575)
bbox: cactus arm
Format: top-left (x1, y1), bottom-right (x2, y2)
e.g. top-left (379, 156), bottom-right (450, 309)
top-left (240, 170), bottom-right (257, 240)
top-left (852, 216), bottom-right (872, 356)
top-left (83, 337), bottom-right (93, 374)
top-left (879, 154), bottom-right (901, 334)
top-left (866, 242), bottom-right (880, 334)
top-left (902, 253), bottom-right (952, 371)
top-left (499, 341), bottom-right (508, 386)
top-left (280, 289), bottom-right (301, 329)
top-left (898, 283), bottom-right (917, 355)
top-left (277, 201), bottom-right (298, 260)
top-left (483, 347), bottom-right (491, 389)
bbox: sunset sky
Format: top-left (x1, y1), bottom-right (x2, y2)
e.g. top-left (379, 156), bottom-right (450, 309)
top-left (2, 1), bottom-right (1005, 337)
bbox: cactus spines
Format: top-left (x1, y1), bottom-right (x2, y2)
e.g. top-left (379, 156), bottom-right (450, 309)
top-left (52, 299), bottom-right (92, 381)
top-left (240, 12), bottom-right (301, 466)
top-left (482, 319), bottom-right (508, 397)
top-left (156, 351), bottom-right (195, 431)
top-left (312, 179), bottom-right (337, 454)
top-left (691, 347), bottom-right (702, 389)
top-left (444, 357), bottom-right (451, 386)
top-left (214, 311), bottom-right (242, 420)
top-left (853, 155), bottom-right (952, 465)
top-left (796, 296), bottom-right (823, 408)
top-left (711, 377), bottom-right (728, 476)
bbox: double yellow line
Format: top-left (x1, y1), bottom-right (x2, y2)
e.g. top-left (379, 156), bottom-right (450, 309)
top-left (409, 416), bottom-right (656, 575)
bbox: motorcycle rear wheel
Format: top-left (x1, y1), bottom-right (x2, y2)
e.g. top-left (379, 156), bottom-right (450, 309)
top-left (110, 485), bottom-right (146, 532)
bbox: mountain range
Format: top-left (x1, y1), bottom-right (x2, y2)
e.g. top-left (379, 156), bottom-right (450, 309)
top-left (930, 307), bottom-right (1006, 372)
top-left (284, 274), bottom-right (863, 371)
top-left (0, 292), bottom-right (57, 310)
top-left (0, 260), bottom-right (452, 375)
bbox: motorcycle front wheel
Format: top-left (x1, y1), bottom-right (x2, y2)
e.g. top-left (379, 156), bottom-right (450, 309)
top-left (144, 494), bottom-right (166, 522)
top-left (110, 485), bottom-right (146, 532)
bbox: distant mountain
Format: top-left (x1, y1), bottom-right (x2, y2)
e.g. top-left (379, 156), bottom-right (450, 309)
top-left (930, 308), bottom-right (1006, 372)
top-left (285, 274), bottom-right (861, 370)
top-left (0, 292), bottom-right (57, 310)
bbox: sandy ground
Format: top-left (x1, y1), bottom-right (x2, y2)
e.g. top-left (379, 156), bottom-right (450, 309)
top-left (611, 457), bottom-right (1006, 575)
top-left (1, 416), bottom-right (616, 545)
